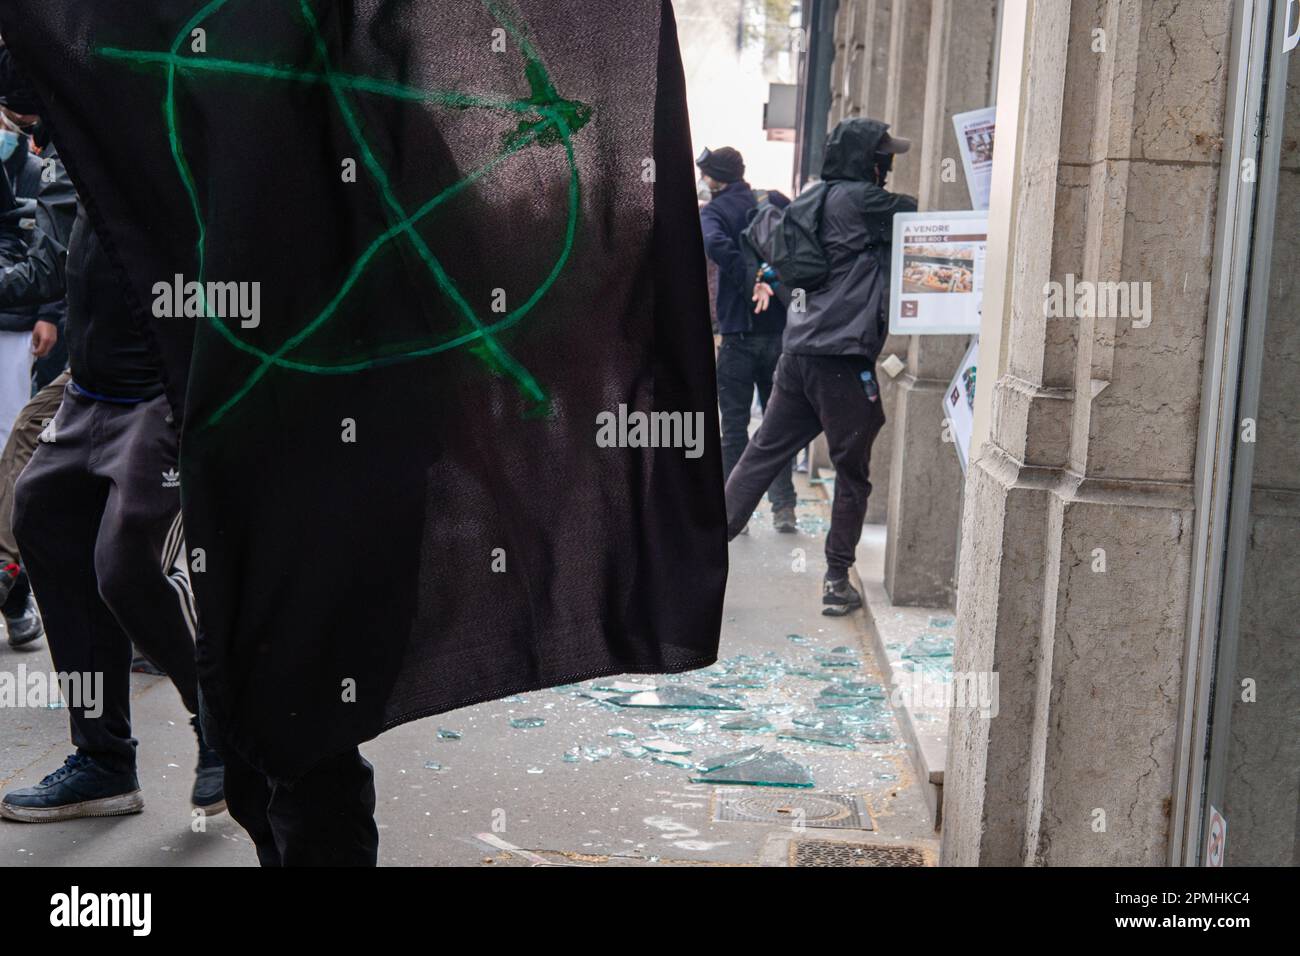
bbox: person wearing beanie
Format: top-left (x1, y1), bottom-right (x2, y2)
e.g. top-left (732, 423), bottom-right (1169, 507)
top-left (696, 146), bottom-right (797, 533)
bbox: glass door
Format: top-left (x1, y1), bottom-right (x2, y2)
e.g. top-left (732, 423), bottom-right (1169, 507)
top-left (1195, 0), bottom-right (1300, 867)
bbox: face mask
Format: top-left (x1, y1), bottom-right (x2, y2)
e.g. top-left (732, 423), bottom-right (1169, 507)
top-left (0, 130), bottom-right (19, 162)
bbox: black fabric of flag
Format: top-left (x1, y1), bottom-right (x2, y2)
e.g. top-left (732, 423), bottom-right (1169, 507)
top-left (0, 0), bottom-right (725, 780)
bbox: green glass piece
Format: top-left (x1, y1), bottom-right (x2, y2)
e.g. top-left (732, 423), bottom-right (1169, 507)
top-left (720, 715), bottom-right (774, 732)
top-left (902, 636), bottom-right (955, 659)
top-left (695, 746), bottom-right (763, 773)
top-left (606, 688), bottom-right (744, 711)
top-left (778, 729), bottom-right (857, 750)
top-left (641, 738), bottom-right (692, 756)
top-left (436, 728), bottom-right (462, 740)
top-left (690, 752), bottom-right (814, 788)
top-left (650, 753), bottom-right (695, 769)
top-left (509, 717), bottom-right (546, 729)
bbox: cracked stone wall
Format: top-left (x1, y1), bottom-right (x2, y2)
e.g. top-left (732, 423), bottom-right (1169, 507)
top-left (942, 0), bottom-right (1234, 866)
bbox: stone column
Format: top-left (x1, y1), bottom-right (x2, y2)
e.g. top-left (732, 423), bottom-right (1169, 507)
top-left (864, 0), bottom-right (932, 526)
top-left (883, 0), bottom-right (998, 606)
top-left (942, 0), bottom-right (1236, 866)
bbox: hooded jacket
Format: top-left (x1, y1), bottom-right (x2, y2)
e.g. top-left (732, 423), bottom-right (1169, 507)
top-left (783, 118), bottom-right (916, 360)
top-left (0, 134), bottom-right (63, 334)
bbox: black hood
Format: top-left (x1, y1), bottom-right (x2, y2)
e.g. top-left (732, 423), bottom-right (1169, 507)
top-left (821, 117), bottom-right (891, 182)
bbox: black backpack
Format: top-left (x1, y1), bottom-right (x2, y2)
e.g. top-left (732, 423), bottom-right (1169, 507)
top-left (741, 181), bottom-right (831, 292)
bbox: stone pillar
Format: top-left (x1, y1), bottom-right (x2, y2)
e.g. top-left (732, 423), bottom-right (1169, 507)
top-left (861, 0), bottom-right (894, 122)
top-left (864, 0), bottom-right (932, 526)
top-left (883, 0), bottom-right (998, 606)
top-left (942, 0), bottom-right (1236, 866)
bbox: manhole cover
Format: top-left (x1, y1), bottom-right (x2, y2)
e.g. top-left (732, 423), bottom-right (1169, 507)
top-left (713, 789), bottom-right (872, 830)
top-left (791, 840), bottom-right (926, 867)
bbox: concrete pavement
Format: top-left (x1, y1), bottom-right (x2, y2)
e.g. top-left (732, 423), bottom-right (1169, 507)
top-left (0, 478), bottom-right (936, 866)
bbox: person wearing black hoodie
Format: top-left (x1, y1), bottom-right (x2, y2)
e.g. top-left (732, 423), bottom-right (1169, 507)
top-left (724, 118), bottom-right (917, 615)
top-left (0, 55), bottom-right (224, 822)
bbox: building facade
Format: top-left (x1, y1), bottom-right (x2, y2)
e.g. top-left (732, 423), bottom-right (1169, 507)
top-left (805, 0), bottom-right (1298, 866)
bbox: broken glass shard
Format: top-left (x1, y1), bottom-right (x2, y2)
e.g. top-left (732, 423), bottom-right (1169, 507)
top-left (606, 688), bottom-right (743, 711)
top-left (436, 728), bottom-right (462, 740)
top-left (858, 726), bottom-right (895, 742)
top-left (620, 745), bottom-right (648, 758)
top-left (509, 717), bottom-right (546, 729)
top-left (787, 634), bottom-right (811, 645)
top-left (649, 753), bottom-right (695, 769)
top-left (650, 716), bottom-right (691, 730)
top-left (695, 746), bottom-right (763, 773)
top-left (785, 667), bottom-right (837, 681)
top-left (641, 738), bottom-right (692, 756)
top-left (423, 761), bottom-right (445, 771)
top-left (606, 726), bottom-right (637, 739)
top-left (928, 616), bottom-right (955, 628)
top-left (690, 752), bottom-right (814, 788)
top-left (778, 729), bottom-right (857, 750)
top-left (591, 679), bottom-right (657, 693)
top-left (813, 654), bottom-right (859, 668)
top-left (720, 715), bottom-right (774, 733)
top-left (680, 719), bottom-right (708, 735)
top-left (902, 636), bottom-right (954, 659)
top-left (709, 677), bottom-right (767, 689)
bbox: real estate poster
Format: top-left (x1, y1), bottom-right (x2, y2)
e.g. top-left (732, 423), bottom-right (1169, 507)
top-left (890, 210), bottom-right (987, 336)
top-left (953, 106), bottom-right (996, 210)
top-left (943, 338), bottom-right (980, 473)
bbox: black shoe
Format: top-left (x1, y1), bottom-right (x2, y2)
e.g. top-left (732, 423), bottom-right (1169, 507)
top-left (190, 716), bottom-right (226, 814)
top-left (773, 505), bottom-right (798, 533)
top-left (5, 593), bottom-right (44, 648)
top-left (822, 575), bottom-right (863, 617)
top-left (0, 562), bottom-right (18, 608)
top-left (0, 753), bottom-right (143, 822)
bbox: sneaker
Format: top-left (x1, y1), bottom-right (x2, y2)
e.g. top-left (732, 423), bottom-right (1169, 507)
top-left (4, 593), bottom-right (43, 648)
top-left (773, 505), bottom-right (798, 534)
top-left (822, 574), bottom-right (863, 617)
top-left (0, 562), bottom-right (18, 607)
top-left (190, 716), bottom-right (226, 814)
top-left (0, 753), bottom-right (143, 822)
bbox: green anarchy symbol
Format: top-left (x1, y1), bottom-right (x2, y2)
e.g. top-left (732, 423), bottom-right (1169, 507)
top-left (96, 0), bottom-right (592, 427)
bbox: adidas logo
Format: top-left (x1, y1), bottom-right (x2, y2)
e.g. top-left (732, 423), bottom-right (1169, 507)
top-left (162, 469), bottom-right (180, 488)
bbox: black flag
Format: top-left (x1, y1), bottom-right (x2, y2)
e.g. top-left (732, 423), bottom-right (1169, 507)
top-left (0, 0), bottom-right (726, 779)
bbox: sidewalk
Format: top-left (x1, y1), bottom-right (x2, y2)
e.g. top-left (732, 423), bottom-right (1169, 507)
top-left (0, 477), bottom-right (936, 866)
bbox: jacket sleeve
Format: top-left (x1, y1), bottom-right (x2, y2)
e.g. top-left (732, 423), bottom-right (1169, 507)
top-left (699, 205), bottom-right (750, 291)
top-left (861, 186), bottom-right (918, 244)
top-left (0, 146), bottom-right (75, 309)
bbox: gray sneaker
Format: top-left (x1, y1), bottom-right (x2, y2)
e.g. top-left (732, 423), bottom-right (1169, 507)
top-left (5, 594), bottom-right (44, 648)
top-left (822, 575), bottom-right (863, 617)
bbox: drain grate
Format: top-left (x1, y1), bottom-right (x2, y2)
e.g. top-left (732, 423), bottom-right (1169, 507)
top-left (713, 789), bottom-right (872, 830)
top-left (791, 840), bottom-right (926, 867)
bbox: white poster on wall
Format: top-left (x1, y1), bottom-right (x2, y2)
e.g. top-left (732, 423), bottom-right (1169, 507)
top-left (942, 338), bottom-right (980, 473)
top-left (952, 106), bottom-right (996, 210)
top-left (889, 210), bottom-right (987, 335)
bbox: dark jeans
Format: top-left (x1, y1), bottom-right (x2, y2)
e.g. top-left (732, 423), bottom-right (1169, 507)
top-left (716, 332), bottom-right (795, 510)
top-left (221, 741), bottom-right (379, 867)
top-left (12, 385), bottom-right (199, 774)
top-left (725, 353), bottom-right (886, 576)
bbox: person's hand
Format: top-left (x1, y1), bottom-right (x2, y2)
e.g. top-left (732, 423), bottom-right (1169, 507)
top-left (752, 282), bottom-right (774, 313)
top-left (31, 320), bottom-right (57, 358)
